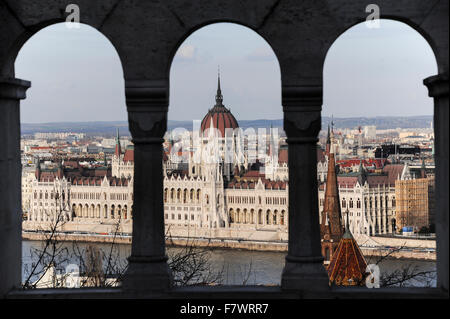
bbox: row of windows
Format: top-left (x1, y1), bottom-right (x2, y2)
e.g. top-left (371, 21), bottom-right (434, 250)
top-left (227, 196), bottom-right (256, 204)
top-left (229, 209), bottom-right (287, 226)
top-left (33, 191), bottom-right (66, 200)
top-left (164, 188), bottom-right (201, 203)
top-left (226, 196), bottom-right (287, 206)
top-left (320, 196), bottom-right (396, 209)
top-left (265, 197), bottom-right (287, 205)
top-left (165, 213), bottom-right (197, 221)
top-left (34, 191), bottom-right (131, 202)
top-left (72, 192), bottom-right (101, 200)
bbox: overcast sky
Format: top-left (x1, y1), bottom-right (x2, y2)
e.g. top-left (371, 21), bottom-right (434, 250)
top-left (16, 20), bottom-right (437, 124)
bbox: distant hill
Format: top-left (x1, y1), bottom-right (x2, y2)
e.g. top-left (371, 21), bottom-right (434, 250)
top-left (21, 115), bottom-right (433, 136)
top-left (321, 115), bottom-right (433, 130)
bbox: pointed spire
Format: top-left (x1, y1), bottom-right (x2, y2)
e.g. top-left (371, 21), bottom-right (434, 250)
top-left (331, 115), bottom-right (334, 133)
top-left (215, 66), bottom-right (223, 106)
top-left (115, 128), bottom-right (121, 157)
top-left (326, 124), bottom-right (331, 155)
top-left (358, 159), bottom-right (364, 173)
top-left (343, 209), bottom-right (352, 239)
top-left (327, 124), bottom-right (331, 144)
top-left (320, 151), bottom-right (343, 238)
top-left (357, 159), bottom-right (367, 185)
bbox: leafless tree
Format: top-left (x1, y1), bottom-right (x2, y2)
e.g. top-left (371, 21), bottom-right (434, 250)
top-left (23, 188), bottom-right (71, 289)
top-left (166, 226), bottom-right (224, 286)
top-left (362, 244), bottom-right (436, 288)
top-left (70, 215), bottom-right (128, 287)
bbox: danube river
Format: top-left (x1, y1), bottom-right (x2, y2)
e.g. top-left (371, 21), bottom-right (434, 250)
top-left (22, 240), bottom-right (436, 287)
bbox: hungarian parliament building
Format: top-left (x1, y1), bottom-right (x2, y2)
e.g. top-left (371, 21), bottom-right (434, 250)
top-left (22, 76), bottom-right (424, 240)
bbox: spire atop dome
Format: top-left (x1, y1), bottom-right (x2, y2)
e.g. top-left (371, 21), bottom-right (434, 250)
top-left (201, 69), bottom-right (239, 137)
top-left (215, 66), bottom-right (223, 106)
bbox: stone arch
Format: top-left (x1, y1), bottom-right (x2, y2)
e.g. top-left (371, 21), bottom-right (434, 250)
top-left (0, 1), bottom-right (448, 295)
top-left (2, 19), bottom-right (126, 78)
top-left (325, 16), bottom-right (443, 73)
top-left (167, 22), bottom-right (282, 88)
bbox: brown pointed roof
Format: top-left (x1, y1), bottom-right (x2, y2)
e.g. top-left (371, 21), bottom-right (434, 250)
top-left (327, 222), bottom-right (368, 286)
top-left (320, 152), bottom-right (343, 241)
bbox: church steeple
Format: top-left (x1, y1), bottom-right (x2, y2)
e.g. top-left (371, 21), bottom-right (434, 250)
top-left (114, 128), bottom-right (121, 157)
top-left (320, 146), bottom-right (344, 262)
top-left (326, 124), bottom-right (331, 155)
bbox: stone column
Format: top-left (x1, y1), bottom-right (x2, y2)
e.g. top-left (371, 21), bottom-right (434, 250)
top-left (123, 80), bottom-right (172, 291)
top-left (0, 78), bottom-right (30, 296)
top-left (281, 85), bottom-right (329, 291)
top-left (424, 72), bottom-right (448, 293)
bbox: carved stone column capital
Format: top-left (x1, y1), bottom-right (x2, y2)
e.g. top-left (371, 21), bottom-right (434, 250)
top-left (424, 72), bottom-right (449, 98)
top-left (0, 78), bottom-right (31, 100)
top-left (125, 80), bottom-right (168, 141)
top-left (281, 84), bottom-right (328, 291)
top-left (282, 85), bottom-right (322, 141)
top-left (123, 79), bottom-right (172, 292)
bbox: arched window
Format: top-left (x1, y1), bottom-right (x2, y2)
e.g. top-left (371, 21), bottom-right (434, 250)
top-left (164, 188), bottom-right (168, 203)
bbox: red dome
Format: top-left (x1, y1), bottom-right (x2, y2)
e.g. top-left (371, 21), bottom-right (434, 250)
top-left (201, 73), bottom-right (239, 137)
top-left (201, 106), bottom-right (239, 137)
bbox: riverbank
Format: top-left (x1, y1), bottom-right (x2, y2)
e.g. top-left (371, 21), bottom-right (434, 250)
top-left (22, 231), bottom-right (436, 261)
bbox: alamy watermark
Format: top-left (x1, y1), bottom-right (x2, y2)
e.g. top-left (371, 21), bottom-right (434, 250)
top-left (365, 4), bottom-right (381, 29)
top-left (167, 121), bottom-right (280, 168)
top-left (365, 264), bottom-right (380, 288)
top-left (65, 4), bottom-right (80, 29)
top-left (64, 263), bottom-right (80, 288)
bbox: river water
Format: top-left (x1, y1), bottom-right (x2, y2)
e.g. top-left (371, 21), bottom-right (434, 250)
top-left (22, 240), bottom-right (436, 287)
